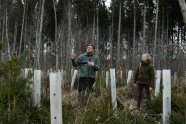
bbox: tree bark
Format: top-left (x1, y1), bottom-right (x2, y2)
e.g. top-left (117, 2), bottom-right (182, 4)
top-left (117, 0), bottom-right (121, 70)
top-left (142, 0), bottom-right (146, 53)
top-left (13, 18), bottom-right (18, 54)
top-left (152, 0), bottom-right (159, 67)
top-left (92, 13), bottom-right (95, 44)
top-left (53, 0), bottom-right (59, 70)
top-left (132, 0), bottom-right (136, 70)
top-left (66, 0), bottom-right (72, 71)
top-left (178, 0), bottom-right (186, 25)
top-left (19, 0), bottom-right (26, 56)
top-left (35, 0), bottom-right (45, 69)
top-left (96, 6), bottom-right (99, 55)
top-left (5, 0), bottom-right (11, 60)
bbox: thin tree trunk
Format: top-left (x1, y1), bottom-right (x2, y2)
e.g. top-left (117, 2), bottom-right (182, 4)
top-left (96, 6), bottom-right (99, 55)
top-left (152, 0), bottom-right (159, 67)
top-left (178, 0), bottom-right (186, 25)
top-left (5, 1), bottom-right (11, 60)
top-left (177, 22), bottom-right (180, 45)
top-left (132, 0), bottom-right (136, 70)
top-left (19, 0), bottom-right (26, 56)
top-left (117, 0), bottom-right (121, 70)
top-left (161, 7), bottom-right (165, 68)
top-left (1, 5), bottom-right (5, 61)
top-left (66, 0), bottom-right (72, 71)
top-left (110, 3), bottom-right (114, 67)
top-left (36, 0), bottom-right (45, 69)
top-left (53, 0), bottom-right (59, 70)
top-left (13, 18), bottom-right (18, 54)
top-left (23, 3), bottom-right (28, 52)
top-left (142, 0), bottom-right (146, 53)
top-left (108, 25), bottom-right (112, 68)
top-left (166, 6), bottom-right (170, 68)
top-left (92, 13), bottom-right (95, 44)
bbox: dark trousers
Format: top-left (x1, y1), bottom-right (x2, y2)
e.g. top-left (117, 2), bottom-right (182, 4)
top-left (137, 83), bottom-right (151, 109)
top-left (78, 77), bottom-right (95, 96)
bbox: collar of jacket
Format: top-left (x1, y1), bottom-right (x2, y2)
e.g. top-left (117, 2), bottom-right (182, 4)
top-left (141, 60), bottom-right (150, 66)
top-left (86, 52), bottom-right (94, 56)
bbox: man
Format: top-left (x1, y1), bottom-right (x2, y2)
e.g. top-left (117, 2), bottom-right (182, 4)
top-left (70, 43), bottom-right (100, 98)
top-left (133, 53), bottom-right (155, 110)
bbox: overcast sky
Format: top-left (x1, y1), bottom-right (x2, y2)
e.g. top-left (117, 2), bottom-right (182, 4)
top-left (105, 0), bottom-right (111, 7)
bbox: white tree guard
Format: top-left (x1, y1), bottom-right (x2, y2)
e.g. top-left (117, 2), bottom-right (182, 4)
top-left (155, 70), bottom-right (161, 96)
top-left (127, 70), bottom-right (133, 85)
top-left (33, 70), bottom-right (41, 107)
top-left (50, 72), bottom-right (62, 124)
top-left (106, 71), bottom-right (109, 89)
top-left (71, 70), bottom-right (78, 90)
top-left (162, 70), bottom-right (171, 124)
top-left (110, 68), bottom-right (117, 110)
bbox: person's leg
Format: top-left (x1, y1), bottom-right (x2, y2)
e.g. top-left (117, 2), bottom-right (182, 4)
top-left (78, 77), bottom-right (86, 98)
top-left (137, 83), bottom-right (144, 110)
top-left (144, 83), bottom-right (151, 109)
top-left (86, 77), bottom-right (95, 96)
top-left (145, 83), bottom-right (151, 100)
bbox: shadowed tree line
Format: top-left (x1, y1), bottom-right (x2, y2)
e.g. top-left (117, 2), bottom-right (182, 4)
top-left (0, 0), bottom-right (185, 76)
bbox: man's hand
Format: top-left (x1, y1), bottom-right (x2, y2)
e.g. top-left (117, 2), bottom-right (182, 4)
top-left (70, 53), bottom-right (76, 59)
top-left (87, 61), bottom-right (94, 66)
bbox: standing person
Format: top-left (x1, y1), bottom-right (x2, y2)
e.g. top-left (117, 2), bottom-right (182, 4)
top-left (70, 43), bottom-right (100, 98)
top-left (133, 53), bottom-right (155, 110)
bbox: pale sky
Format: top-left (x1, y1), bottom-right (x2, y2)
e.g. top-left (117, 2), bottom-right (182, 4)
top-left (105, 0), bottom-right (111, 7)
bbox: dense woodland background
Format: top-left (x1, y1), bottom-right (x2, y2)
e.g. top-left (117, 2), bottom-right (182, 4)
top-left (0, 0), bottom-right (186, 123)
top-left (0, 0), bottom-right (186, 76)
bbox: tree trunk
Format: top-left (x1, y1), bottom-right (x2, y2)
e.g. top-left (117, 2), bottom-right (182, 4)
top-left (110, 3), bottom-right (114, 67)
top-left (19, 0), bottom-right (26, 56)
top-left (178, 0), bottom-right (186, 25)
top-left (92, 13), bottom-right (95, 44)
top-left (5, 0), bottom-right (11, 60)
top-left (161, 7), bottom-right (165, 68)
top-left (53, 0), bottom-right (59, 70)
top-left (142, 0), bottom-right (146, 53)
top-left (117, 0), bottom-right (121, 70)
top-left (35, 0), bottom-right (45, 69)
top-left (96, 6), bottom-right (99, 55)
top-left (132, 0), bottom-right (136, 70)
top-left (13, 18), bottom-right (18, 54)
top-left (1, 4), bottom-right (5, 61)
top-left (152, 0), bottom-right (159, 67)
top-left (66, 0), bottom-right (72, 72)
top-left (108, 25), bottom-right (112, 68)
top-left (23, 3), bottom-right (28, 52)
top-left (166, 6), bottom-right (170, 68)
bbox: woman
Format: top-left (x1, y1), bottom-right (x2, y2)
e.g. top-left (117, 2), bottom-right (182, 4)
top-left (133, 53), bottom-right (155, 110)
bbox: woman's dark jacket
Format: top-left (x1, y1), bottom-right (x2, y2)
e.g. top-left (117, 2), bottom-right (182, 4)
top-left (133, 60), bottom-right (155, 88)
